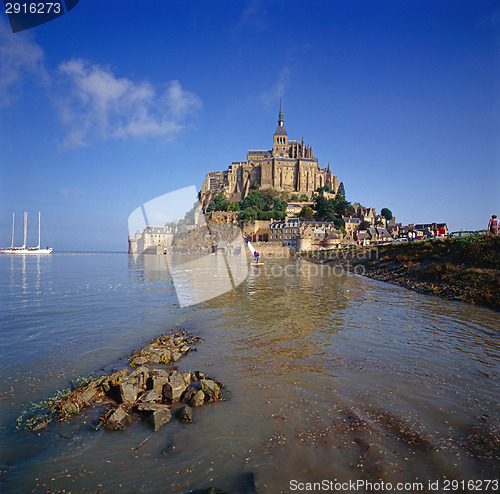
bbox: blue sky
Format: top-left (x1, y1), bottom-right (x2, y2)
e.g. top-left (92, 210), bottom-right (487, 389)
top-left (0, 0), bottom-right (498, 251)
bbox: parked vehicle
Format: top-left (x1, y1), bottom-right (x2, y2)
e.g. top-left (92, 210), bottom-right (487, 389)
top-left (447, 231), bottom-right (478, 238)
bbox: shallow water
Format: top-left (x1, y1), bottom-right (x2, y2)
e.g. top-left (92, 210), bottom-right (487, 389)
top-left (0, 253), bottom-right (499, 493)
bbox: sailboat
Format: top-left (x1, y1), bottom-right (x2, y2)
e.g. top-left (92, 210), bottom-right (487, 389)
top-left (243, 235), bottom-right (263, 265)
top-left (0, 212), bottom-right (53, 254)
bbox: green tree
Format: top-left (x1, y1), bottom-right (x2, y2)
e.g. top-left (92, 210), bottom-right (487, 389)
top-left (314, 194), bottom-right (336, 220)
top-left (207, 193), bottom-right (231, 212)
top-left (381, 208), bottom-right (393, 220)
top-left (299, 206), bottom-right (315, 221)
top-left (334, 197), bottom-right (354, 217)
top-left (336, 182), bottom-right (346, 200)
top-left (241, 191), bottom-right (267, 211)
top-left (333, 217), bottom-right (344, 230)
top-left (260, 188), bottom-right (280, 202)
top-left (272, 196), bottom-right (287, 212)
top-left (300, 194), bottom-right (309, 202)
top-left (312, 186), bottom-right (354, 225)
top-left (235, 188), bottom-right (292, 221)
top-left (238, 207), bottom-right (258, 223)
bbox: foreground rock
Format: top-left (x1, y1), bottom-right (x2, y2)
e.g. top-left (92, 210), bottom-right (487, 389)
top-left (138, 403), bottom-right (172, 431)
top-left (103, 405), bottom-right (132, 430)
top-left (18, 330), bottom-right (224, 432)
top-left (100, 367), bottom-right (223, 430)
top-left (177, 405), bottom-right (193, 423)
top-left (129, 330), bottom-right (202, 367)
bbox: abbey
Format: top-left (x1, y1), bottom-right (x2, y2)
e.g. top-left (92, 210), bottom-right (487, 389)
top-left (200, 99), bottom-right (339, 209)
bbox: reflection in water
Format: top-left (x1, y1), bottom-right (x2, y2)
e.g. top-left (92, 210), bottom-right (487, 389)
top-left (131, 223), bottom-right (249, 307)
top-left (0, 255), bottom-right (498, 493)
top-left (7, 253), bottom-right (47, 306)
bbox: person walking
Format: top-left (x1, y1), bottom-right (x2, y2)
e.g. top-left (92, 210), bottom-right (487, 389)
top-left (488, 215), bottom-right (498, 235)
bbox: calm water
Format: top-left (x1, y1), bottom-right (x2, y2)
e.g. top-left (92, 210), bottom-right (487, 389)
top-left (0, 253), bottom-right (499, 493)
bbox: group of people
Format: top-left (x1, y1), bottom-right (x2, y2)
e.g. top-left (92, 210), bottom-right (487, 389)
top-left (424, 226), bottom-right (446, 240)
top-left (405, 226), bottom-right (446, 241)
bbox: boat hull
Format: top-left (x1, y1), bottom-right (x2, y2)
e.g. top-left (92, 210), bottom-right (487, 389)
top-left (0, 248), bottom-right (53, 254)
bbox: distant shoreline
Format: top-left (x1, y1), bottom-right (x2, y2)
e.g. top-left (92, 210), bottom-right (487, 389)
top-left (43, 250), bottom-right (129, 254)
top-left (299, 236), bottom-right (500, 312)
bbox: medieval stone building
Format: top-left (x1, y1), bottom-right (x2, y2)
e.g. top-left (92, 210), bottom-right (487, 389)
top-left (200, 99), bottom-right (339, 209)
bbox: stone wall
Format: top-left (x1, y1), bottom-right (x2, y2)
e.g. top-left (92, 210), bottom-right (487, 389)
top-left (251, 242), bottom-right (294, 258)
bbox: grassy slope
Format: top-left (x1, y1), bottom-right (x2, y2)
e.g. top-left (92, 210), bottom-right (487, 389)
top-left (306, 235), bottom-right (500, 311)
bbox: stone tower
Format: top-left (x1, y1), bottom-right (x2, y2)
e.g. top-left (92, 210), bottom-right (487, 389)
top-left (272, 97), bottom-right (289, 158)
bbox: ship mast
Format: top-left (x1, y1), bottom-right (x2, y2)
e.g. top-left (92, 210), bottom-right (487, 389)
top-left (37, 211), bottom-right (41, 249)
top-left (10, 212), bottom-right (14, 249)
top-left (22, 212), bottom-right (27, 249)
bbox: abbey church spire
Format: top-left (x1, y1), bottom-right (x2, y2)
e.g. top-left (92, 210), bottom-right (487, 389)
top-left (273, 96), bottom-right (288, 156)
top-left (278, 95), bottom-right (284, 127)
top-left (274, 96), bottom-right (287, 137)
top-left (274, 96), bottom-right (287, 135)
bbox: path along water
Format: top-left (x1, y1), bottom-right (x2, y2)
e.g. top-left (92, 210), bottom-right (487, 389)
top-left (0, 253), bottom-right (498, 492)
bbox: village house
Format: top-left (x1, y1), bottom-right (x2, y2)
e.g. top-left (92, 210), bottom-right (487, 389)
top-left (342, 217), bottom-right (362, 237)
top-left (354, 227), bottom-right (392, 245)
top-left (367, 227), bottom-right (393, 243)
top-left (128, 225), bottom-right (173, 254)
top-left (387, 221), bottom-right (401, 238)
top-left (286, 202), bottom-right (313, 216)
top-left (269, 218), bottom-right (343, 250)
top-left (269, 218), bottom-right (302, 247)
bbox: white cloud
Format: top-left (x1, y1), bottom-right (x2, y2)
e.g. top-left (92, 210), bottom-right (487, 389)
top-left (232, 0), bottom-right (268, 33)
top-left (164, 80), bottom-right (202, 118)
top-left (0, 17), bottom-right (202, 147)
top-left (0, 18), bottom-right (47, 106)
top-left (255, 44), bottom-right (310, 108)
top-left (57, 59), bottom-right (202, 147)
top-left (258, 65), bottom-right (291, 106)
top-left (61, 187), bottom-right (83, 199)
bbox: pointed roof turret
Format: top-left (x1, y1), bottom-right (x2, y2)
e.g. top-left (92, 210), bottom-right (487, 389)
top-left (274, 96), bottom-right (287, 136)
top-left (278, 96), bottom-right (284, 126)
